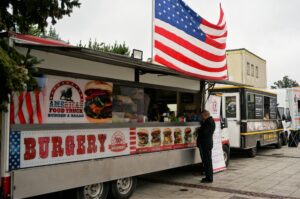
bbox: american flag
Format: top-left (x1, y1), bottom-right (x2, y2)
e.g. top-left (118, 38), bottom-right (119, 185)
top-left (10, 91), bottom-right (43, 124)
top-left (153, 0), bottom-right (228, 80)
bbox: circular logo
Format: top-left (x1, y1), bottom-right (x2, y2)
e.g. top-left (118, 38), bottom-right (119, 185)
top-left (109, 131), bottom-right (128, 152)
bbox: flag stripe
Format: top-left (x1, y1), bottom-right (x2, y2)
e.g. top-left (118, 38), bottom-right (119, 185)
top-left (155, 40), bottom-right (227, 72)
top-left (201, 18), bottom-right (226, 30)
top-left (155, 19), bottom-right (225, 55)
top-left (155, 26), bottom-right (226, 62)
top-left (155, 55), bottom-right (227, 80)
top-left (10, 97), bottom-right (15, 124)
top-left (17, 93), bottom-right (26, 124)
top-left (154, 34), bottom-right (226, 68)
top-left (204, 34), bottom-right (226, 49)
top-left (35, 90), bottom-right (43, 124)
top-left (200, 24), bottom-right (227, 37)
top-left (155, 49), bottom-right (227, 77)
top-left (25, 92), bottom-right (34, 124)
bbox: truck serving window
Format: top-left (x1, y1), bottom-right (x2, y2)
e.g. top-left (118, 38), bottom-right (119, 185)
top-left (247, 93), bottom-right (255, 119)
top-left (247, 93), bottom-right (263, 119)
top-left (145, 88), bottom-right (177, 122)
top-left (113, 85), bottom-right (145, 123)
top-left (264, 96), bottom-right (270, 119)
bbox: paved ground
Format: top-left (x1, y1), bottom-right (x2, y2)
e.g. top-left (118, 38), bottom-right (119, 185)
top-left (131, 146), bottom-right (300, 199)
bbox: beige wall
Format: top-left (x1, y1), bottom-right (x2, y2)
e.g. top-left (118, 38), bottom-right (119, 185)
top-left (226, 49), bottom-right (267, 88)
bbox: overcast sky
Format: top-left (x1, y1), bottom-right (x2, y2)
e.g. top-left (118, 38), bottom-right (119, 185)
top-left (54, 0), bottom-right (300, 86)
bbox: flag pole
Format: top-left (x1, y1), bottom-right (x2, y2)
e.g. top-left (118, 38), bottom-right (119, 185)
top-left (151, 0), bottom-right (155, 63)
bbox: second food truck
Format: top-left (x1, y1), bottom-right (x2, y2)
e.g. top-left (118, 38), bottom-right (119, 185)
top-left (211, 86), bottom-right (284, 157)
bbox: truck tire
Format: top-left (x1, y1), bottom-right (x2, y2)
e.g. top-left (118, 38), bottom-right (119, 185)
top-left (222, 145), bottom-right (230, 167)
top-left (110, 177), bottom-right (137, 199)
top-left (77, 182), bottom-right (109, 199)
top-left (282, 132), bottom-right (288, 146)
top-left (275, 135), bottom-right (283, 149)
top-left (247, 147), bottom-right (257, 158)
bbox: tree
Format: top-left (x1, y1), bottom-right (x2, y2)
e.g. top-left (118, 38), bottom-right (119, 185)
top-left (28, 25), bottom-right (61, 40)
top-left (271, 76), bottom-right (299, 89)
top-left (78, 39), bottom-right (130, 56)
top-left (0, 0), bottom-right (81, 111)
top-left (0, 0), bottom-right (80, 33)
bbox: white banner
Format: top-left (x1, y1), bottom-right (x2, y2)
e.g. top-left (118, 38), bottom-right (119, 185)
top-left (206, 95), bottom-right (226, 173)
top-left (18, 128), bottom-right (130, 168)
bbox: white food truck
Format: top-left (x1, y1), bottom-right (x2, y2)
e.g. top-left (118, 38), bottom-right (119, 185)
top-left (0, 32), bottom-right (232, 199)
top-left (270, 88), bottom-right (300, 143)
top-left (211, 86), bottom-right (284, 157)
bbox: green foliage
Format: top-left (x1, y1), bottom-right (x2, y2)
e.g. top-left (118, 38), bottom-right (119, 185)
top-left (0, 0), bottom-right (80, 33)
top-left (0, 0), bottom-right (80, 111)
top-left (27, 25), bottom-right (61, 39)
top-left (271, 76), bottom-right (299, 89)
top-left (78, 39), bottom-right (130, 56)
top-left (0, 40), bottom-right (40, 111)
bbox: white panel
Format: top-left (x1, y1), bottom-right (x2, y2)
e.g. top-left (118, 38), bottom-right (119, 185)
top-left (18, 47), bottom-right (134, 81)
top-left (140, 73), bottom-right (200, 91)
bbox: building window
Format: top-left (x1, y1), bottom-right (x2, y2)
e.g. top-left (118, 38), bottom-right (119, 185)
top-left (255, 66), bottom-right (259, 78)
top-left (247, 62), bottom-right (250, 75)
top-left (251, 64), bottom-right (254, 77)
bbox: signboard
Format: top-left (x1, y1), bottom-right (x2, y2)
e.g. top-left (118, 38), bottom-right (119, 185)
top-left (9, 128), bottom-right (131, 170)
top-left (9, 126), bottom-right (199, 170)
top-left (270, 98), bottom-right (277, 119)
top-left (11, 75), bottom-right (113, 124)
top-left (206, 95), bottom-right (226, 173)
top-left (255, 95), bottom-right (263, 119)
top-left (225, 96), bottom-right (236, 118)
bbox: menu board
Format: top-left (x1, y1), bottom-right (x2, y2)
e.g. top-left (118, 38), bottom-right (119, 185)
top-left (255, 95), bottom-right (263, 119)
top-left (270, 98), bottom-right (277, 119)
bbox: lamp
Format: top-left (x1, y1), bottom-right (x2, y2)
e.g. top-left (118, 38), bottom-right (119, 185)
top-left (131, 49), bottom-right (143, 60)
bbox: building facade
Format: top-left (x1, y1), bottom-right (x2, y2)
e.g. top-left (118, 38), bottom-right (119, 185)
top-left (226, 48), bottom-right (267, 88)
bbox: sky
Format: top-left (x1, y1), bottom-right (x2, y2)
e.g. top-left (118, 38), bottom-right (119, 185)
top-left (53, 0), bottom-right (300, 86)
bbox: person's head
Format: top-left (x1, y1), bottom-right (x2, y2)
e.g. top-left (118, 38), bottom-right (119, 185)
top-left (200, 109), bottom-right (210, 120)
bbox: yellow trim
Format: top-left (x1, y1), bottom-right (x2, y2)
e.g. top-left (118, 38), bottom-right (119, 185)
top-left (241, 129), bottom-right (284, 136)
top-left (211, 86), bottom-right (277, 95)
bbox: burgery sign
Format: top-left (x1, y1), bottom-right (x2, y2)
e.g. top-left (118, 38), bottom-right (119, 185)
top-left (16, 129), bottom-right (130, 168)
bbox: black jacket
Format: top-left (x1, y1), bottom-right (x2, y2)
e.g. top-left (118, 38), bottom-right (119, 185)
top-left (196, 116), bottom-right (216, 148)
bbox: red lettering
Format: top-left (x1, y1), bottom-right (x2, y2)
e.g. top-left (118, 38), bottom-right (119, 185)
top-left (98, 134), bottom-right (107, 152)
top-left (65, 136), bottom-right (75, 156)
top-left (52, 137), bottom-right (64, 157)
top-left (24, 138), bottom-right (36, 160)
top-left (77, 135), bottom-right (86, 155)
top-left (38, 137), bottom-right (50, 159)
top-left (87, 135), bottom-right (97, 154)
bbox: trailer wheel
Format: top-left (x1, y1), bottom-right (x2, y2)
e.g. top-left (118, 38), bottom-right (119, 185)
top-left (247, 147), bottom-right (257, 158)
top-left (110, 177), bottom-right (137, 199)
top-left (222, 145), bottom-right (230, 167)
top-left (275, 135), bottom-right (283, 149)
top-left (77, 182), bottom-right (109, 199)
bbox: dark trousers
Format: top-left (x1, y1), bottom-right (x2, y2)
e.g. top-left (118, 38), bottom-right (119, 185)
top-left (199, 144), bottom-right (213, 181)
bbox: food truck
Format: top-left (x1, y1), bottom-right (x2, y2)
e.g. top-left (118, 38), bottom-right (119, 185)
top-left (0, 32), bottom-right (233, 199)
top-left (211, 86), bottom-right (284, 157)
top-left (270, 88), bottom-right (300, 144)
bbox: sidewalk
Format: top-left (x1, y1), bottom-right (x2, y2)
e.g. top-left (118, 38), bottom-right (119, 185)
top-left (132, 146), bottom-right (300, 199)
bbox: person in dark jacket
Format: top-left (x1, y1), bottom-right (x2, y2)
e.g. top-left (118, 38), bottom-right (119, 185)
top-left (197, 110), bottom-right (215, 183)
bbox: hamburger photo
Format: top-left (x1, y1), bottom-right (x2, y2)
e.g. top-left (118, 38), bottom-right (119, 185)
top-left (137, 129), bottom-right (149, 147)
top-left (84, 80), bottom-right (113, 123)
top-left (184, 127), bottom-right (192, 144)
top-left (174, 128), bottom-right (183, 144)
top-left (163, 128), bottom-right (173, 145)
top-left (151, 128), bottom-right (161, 146)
